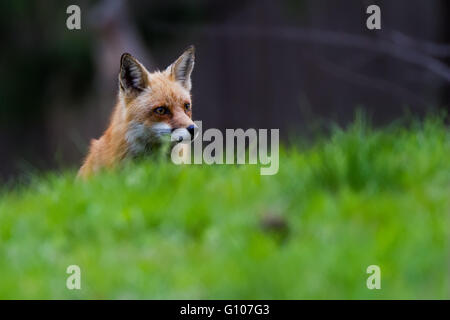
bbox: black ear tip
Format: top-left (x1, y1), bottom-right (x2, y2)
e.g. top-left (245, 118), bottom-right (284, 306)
top-left (120, 53), bottom-right (133, 65)
top-left (186, 45), bottom-right (195, 53)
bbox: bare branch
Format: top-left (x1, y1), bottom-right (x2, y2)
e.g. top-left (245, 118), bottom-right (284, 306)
top-left (206, 26), bottom-right (450, 83)
top-left (388, 30), bottom-right (450, 58)
top-left (310, 54), bottom-right (429, 108)
top-left (148, 23), bottom-right (450, 83)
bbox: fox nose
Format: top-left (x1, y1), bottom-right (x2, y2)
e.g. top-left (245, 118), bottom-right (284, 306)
top-left (187, 125), bottom-right (196, 137)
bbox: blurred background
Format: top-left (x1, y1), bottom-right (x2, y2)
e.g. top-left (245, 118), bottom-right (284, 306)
top-left (0, 0), bottom-right (449, 182)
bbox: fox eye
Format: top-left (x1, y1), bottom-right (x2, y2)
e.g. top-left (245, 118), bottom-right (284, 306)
top-left (184, 103), bottom-right (191, 111)
top-left (154, 106), bottom-right (169, 115)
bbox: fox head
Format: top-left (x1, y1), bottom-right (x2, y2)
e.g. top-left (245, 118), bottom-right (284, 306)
top-left (119, 46), bottom-right (197, 155)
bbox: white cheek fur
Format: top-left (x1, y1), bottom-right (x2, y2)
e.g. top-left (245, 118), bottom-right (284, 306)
top-left (125, 121), bottom-right (172, 155)
top-left (150, 122), bottom-right (172, 136)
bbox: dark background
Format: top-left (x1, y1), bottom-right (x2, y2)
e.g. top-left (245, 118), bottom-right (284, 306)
top-left (0, 0), bottom-right (449, 181)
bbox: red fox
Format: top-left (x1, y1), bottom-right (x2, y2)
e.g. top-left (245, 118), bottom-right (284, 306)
top-left (78, 46), bottom-right (196, 179)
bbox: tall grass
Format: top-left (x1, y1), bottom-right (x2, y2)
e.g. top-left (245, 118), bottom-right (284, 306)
top-left (0, 115), bottom-right (449, 299)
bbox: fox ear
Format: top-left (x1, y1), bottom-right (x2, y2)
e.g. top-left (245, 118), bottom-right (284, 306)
top-left (166, 45), bottom-right (195, 91)
top-left (119, 53), bottom-right (149, 95)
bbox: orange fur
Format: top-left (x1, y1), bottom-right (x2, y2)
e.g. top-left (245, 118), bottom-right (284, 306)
top-left (78, 47), bottom-right (196, 179)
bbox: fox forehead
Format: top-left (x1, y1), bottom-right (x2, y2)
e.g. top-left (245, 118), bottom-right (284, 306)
top-left (144, 71), bottom-right (191, 107)
top-left (125, 71), bottom-right (192, 124)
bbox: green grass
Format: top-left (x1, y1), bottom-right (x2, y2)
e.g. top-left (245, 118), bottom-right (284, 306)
top-left (1, 116), bottom-right (450, 299)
